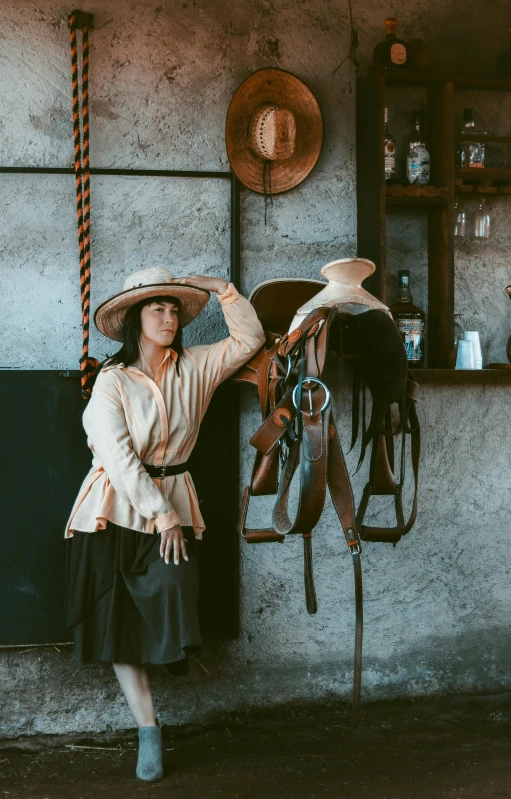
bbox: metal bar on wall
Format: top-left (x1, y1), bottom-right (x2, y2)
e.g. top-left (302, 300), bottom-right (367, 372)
top-left (230, 174), bottom-right (241, 290)
top-left (0, 166), bottom-right (231, 178)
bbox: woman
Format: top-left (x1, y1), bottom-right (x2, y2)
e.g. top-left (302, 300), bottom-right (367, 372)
top-left (64, 266), bottom-right (265, 782)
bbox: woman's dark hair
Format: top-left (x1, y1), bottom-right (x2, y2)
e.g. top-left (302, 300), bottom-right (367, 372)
top-left (101, 294), bottom-right (183, 375)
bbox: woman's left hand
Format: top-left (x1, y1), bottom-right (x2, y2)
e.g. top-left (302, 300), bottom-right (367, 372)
top-left (170, 275), bottom-right (229, 295)
top-left (159, 524), bottom-right (188, 565)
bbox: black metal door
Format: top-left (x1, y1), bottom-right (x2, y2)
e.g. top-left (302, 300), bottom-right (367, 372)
top-left (0, 371), bottom-right (239, 645)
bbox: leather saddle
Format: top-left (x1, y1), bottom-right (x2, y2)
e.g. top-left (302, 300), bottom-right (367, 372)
top-left (231, 259), bottom-right (421, 726)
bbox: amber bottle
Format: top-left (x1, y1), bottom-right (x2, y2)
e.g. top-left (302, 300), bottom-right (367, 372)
top-left (373, 18), bottom-right (408, 71)
top-left (390, 270), bottom-right (426, 367)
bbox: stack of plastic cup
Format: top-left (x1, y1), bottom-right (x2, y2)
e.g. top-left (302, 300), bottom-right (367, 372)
top-left (455, 339), bottom-right (475, 369)
top-left (462, 331), bottom-right (482, 369)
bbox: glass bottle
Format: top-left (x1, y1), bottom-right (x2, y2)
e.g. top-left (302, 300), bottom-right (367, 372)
top-left (373, 18), bottom-right (408, 71)
top-left (384, 108), bottom-right (396, 185)
top-left (459, 108), bottom-right (486, 168)
top-left (406, 110), bottom-right (431, 186)
top-left (390, 270), bottom-right (426, 368)
top-left (496, 27), bottom-right (511, 77)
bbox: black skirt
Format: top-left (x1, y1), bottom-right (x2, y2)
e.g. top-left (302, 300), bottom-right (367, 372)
top-left (64, 521), bottom-right (202, 674)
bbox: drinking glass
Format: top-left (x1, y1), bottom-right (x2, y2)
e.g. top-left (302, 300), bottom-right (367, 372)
top-left (454, 202), bottom-right (467, 237)
top-left (455, 339), bottom-right (475, 369)
top-left (474, 199), bottom-right (491, 238)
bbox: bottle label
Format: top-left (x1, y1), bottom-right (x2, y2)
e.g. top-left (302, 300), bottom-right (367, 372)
top-left (385, 140), bottom-right (395, 177)
top-left (397, 319), bottom-right (425, 362)
top-left (400, 274), bottom-right (410, 287)
top-left (468, 141), bottom-right (484, 168)
top-left (407, 146), bottom-right (430, 185)
top-left (390, 43), bottom-right (407, 64)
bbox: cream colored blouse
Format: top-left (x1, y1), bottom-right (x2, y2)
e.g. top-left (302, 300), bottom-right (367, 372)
top-left (64, 283), bottom-right (265, 539)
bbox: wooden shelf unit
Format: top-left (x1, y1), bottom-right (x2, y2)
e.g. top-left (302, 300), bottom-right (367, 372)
top-left (356, 70), bottom-right (511, 379)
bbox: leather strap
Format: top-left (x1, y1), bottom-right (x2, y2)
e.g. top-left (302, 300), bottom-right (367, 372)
top-left (250, 390), bottom-right (296, 456)
top-left (142, 461), bottom-right (190, 478)
top-left (326, 416), bottom-right (362, 725)
top-left (357, 374), bottom-right (420, 544)
top-left (351, 552), bottom-right (363, 727)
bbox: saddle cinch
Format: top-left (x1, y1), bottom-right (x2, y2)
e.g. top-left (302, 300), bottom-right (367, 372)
top-left (231, 258), bottom-right (420, 726)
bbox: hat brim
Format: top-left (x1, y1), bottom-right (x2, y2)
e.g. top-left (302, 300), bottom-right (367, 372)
top-left (94, 283), bottom-right (210, 342)
top-left (226, 68), bottom-right (324, 195)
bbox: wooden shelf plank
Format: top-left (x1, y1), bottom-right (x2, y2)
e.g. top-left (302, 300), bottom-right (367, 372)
top-left (414, 368), bottom-right (511, 384)
top-left (386, 185), bottom-right (449, 207)
top-left (386, 196), bottom-right (448, 207)
top-left (370, 70), bottom-right (511, 92)
top-left (455, 168), bottom-right (511, 182)
top-left (386, 185), bottom-right (449, 198)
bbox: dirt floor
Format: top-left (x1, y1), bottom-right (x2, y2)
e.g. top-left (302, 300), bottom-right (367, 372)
top-left (1, 693), bottom-right (511, 798)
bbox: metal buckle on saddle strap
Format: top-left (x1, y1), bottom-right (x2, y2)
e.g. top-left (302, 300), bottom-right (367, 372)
top-left (346, 527), bottom-right (361, 556)
top-left (292, 377), bottom-right (331, 418)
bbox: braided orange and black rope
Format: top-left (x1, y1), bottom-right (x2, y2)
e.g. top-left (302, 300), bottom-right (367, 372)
top-left (68, 10), bottom-right (98, 401)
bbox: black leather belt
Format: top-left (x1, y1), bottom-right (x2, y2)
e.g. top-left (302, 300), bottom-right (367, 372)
top-left (142, 461), bottom-right (190, 479)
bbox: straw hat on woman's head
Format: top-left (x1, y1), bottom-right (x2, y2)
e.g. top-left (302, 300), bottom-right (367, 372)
top-left (225, 68), bottom-right (324, 195)
top-left (94, 267), bottom-right (210, 341)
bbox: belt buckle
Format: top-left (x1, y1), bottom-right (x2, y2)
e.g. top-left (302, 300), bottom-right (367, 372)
top-left (155, 464), bottom-right (167, 479)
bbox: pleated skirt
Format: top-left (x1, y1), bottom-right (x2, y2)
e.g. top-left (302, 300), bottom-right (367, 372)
top-left (64, 521), bottom-right (202, 674)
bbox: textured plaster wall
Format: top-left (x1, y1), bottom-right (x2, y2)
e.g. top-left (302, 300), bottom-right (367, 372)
top-left (1, 0), bottom-right (511, 739)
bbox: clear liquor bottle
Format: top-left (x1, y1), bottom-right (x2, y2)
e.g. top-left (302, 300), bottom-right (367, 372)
top-left (373, 18), bottom-right (409, 70)
top-left (384, 108), bottom-right (396, 185)
top-left (406, 110), bottom-right (431, 186)
top-left (390, 270), bottom-right (426, 368)
top-left (459, 108), bottom-right (486, 168)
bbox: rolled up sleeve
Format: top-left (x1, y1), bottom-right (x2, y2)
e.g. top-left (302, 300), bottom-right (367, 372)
top-left (84, 376), bottom-right (180, 532)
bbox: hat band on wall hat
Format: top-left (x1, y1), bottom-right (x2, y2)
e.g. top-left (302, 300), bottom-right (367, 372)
top-left (225, 68), bottom-right (323, 196)
top-left (94, 266), bottom-right (210, 342)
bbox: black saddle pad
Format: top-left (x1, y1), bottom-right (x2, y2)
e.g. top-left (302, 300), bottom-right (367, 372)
top-left (341, 308), bottom-right (408, 415)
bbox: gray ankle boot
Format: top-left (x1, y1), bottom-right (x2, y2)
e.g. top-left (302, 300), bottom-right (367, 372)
top-left (136, 718), bottom-right (164, 781)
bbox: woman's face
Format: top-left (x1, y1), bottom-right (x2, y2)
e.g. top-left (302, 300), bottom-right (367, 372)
top-left (139, 300), bottom-right (180, 347)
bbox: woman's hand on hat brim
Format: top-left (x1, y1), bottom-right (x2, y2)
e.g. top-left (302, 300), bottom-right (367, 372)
top-left (169, 275), bottom-right (228, 295)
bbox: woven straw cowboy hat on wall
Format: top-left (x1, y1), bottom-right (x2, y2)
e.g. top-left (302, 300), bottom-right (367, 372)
top-left (225, 68), bottom-right (324, 195)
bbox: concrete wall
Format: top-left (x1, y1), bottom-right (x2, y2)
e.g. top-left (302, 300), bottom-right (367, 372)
top-left (1, 0), bottom-right (511, 738)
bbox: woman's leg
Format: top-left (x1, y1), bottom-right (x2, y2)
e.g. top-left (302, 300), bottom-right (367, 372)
top-left (113, 662), bottom-right (156, 727)
top-left (114, 662), bottom-right (164, 781)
